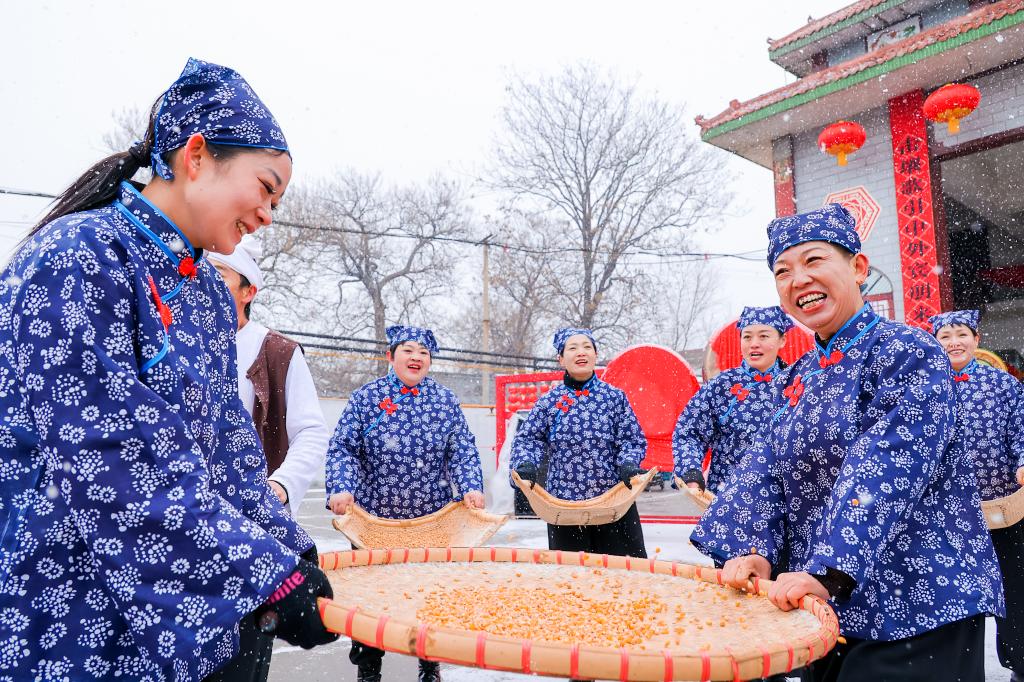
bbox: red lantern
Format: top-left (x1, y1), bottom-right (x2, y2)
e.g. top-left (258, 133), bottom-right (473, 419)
top-left (818, 121), bottom-right (867, 167)
top-left (923, 83), bottom-right (981, 134)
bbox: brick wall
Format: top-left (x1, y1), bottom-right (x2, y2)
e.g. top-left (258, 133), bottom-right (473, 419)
top-left (791, 105), bottom-right (906, 319)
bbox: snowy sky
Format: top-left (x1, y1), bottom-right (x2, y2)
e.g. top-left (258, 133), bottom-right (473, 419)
top-left (0, 0), bottom-right (846, 335)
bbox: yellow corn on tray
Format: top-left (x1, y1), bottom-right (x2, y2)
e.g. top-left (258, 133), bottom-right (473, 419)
top-left (512, 468), bottom-right (658, 526)
top-left (317, 547), bottom-right (840, 681)
top-left (332, 502), bottom-right (509, 549)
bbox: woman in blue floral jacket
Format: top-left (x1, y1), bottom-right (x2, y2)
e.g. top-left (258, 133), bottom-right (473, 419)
top-left (691, 204), bottom-right (1003, 681)
top-left (932, 309), bottom-right (1024, 680)
top-left (511, 328), bottom-right (648, 559)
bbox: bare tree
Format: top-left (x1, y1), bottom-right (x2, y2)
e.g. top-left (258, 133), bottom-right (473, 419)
top-left (444, 210), bottom-right (561, 360)
top-left (101, 105), bottom-right (153, 183)
top-left (490, 63), bottom-right (731, 334)
top-left (266, 172), bottom-right (469, 340)
top-left (648, 259), bottom-right (723, 351)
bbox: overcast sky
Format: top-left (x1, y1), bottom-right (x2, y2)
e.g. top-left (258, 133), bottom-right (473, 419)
top-left (0, 0), bottom-right (847, 335)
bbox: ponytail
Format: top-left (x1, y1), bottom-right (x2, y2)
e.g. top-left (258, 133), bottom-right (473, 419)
top-left (32, 96), bottom-right (163, 235)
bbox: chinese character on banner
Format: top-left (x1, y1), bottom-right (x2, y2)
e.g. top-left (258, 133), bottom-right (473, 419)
top-left (889, 92), bottom-right (942, 329)
top-left (824, 186), bottom-right (881, 242)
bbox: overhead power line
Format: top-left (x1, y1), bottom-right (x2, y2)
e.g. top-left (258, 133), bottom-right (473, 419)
top-left (0, 186), bottom-right (767, 261)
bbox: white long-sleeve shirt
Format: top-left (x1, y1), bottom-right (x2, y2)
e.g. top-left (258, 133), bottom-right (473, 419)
top-left (236, 320), bottom-right (329, 516)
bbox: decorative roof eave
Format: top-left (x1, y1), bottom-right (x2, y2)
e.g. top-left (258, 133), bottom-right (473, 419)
top-left (769, 0), bottom-right (907, 59)
top-left (697, 3), bottom-right (1024, 168)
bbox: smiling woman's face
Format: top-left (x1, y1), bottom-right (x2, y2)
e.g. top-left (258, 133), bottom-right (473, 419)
top-left (772, 241), bottom-right (870, 339)
top-left (558, 335), bottom-right (597, 380)
top-left (935, 324), bottom-right (979, 372)
top-left (389, 342), bottom-right (432, 386)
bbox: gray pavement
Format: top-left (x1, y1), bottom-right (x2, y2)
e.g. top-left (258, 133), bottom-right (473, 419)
top-left (270, 488), bottom-right (1008, 681)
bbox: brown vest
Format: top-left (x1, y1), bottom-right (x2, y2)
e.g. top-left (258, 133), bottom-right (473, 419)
top-left (246, 328), bottom-right (301, 475)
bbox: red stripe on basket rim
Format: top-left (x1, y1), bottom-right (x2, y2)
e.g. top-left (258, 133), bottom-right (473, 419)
top-left (662, 649), bottom-right (674, 682)
top-left (375, 615), bottom-right (390, 648)
top-left (761, 648), bottom-right (772, 677)
top-left (786, 644), bottom-right (794, 672)
top-left (446, 547), bottom-right (452, 562)
top-left (715, 569), bottom-right (724, 585)
top-left (511, 548), bottom-right (519, 562)
top-left (521, 639), bottom-right (532, 674)
top-left (602, 554), bottom-right (609, 568)
top-left (490, 547), bottom-right (496, 561)
top-left (475, 632), bottom-right (487, 666)
top-left (385, 548), bottom-right (393, 564)
top-left (725, 647), bottom-right (740, 682)
top-left (469, 547), bottom-right (476, 562)
top-left (556, 550), bottom-right (563, 565)
top-left (625, 556), bottom-right (631, 571)
top-left (570, 644), bottom-right (580, 678)
top-left (332, 552), bottom-right (340, 570)
top-left (700, 651), bottom-right (711, 682)
top-left (649, 558), bottom-right (656, 573)
top-left (416, 624), bottom-right (429, 658)
top-left (578, 552), bottom-right (586, 566)
top-left (402, 548), bottom-right (410, 564)
top-left (344, 607), bottom-right (358, 638)
top-left (533, 548), bottom-right (541, 564)
top-left (619, 647), bottom-right (629, 681)
top-left (671, 562), bottom-right (678, 577)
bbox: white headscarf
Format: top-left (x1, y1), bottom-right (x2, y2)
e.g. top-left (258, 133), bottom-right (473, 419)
top-left (208, 235), bottom-right (264, 290)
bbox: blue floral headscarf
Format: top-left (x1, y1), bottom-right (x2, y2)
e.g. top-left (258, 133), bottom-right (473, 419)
top-left (553, 328), bottom-right (597, 355)
top-left (928, 310), bottom-right (980, 335)
top-left (386, 325), bottom-right (439, 354)
top-left (150, 58), bottom-right (289, 180)
top-left (766, 204), bottom-right (860, 270)
top-left (736, 306), bottom-right (794, 335)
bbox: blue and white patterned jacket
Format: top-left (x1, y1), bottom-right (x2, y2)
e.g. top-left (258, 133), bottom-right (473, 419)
top-left (509, 376), bottom-right (647, 501)
top-left (325, 374), bottom-right (483, 519)
top-left (951, 359), bottom-right (1024, 501)
top-left (0, 182), bottom-right (311, 681)
top-left (691, 305), bottom-right (1004, 641)
top-left (672, 360), bottom-right (780, 492)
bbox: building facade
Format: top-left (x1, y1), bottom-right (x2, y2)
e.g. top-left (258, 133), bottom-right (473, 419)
top-left (698, 0), bottom-right (1024, 374)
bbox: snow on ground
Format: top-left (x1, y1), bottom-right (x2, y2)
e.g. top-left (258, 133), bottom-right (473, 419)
top-left (270, 489), bottom-right (1006, 681)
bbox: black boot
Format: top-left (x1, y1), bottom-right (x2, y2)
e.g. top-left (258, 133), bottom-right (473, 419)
top-left (418, 659), bottom-right (441, 682)
top-left (356, 659), bottom-right (382, 682)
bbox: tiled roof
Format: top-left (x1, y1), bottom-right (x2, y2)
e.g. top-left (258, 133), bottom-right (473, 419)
top-left (769, 0), bottom-right (895, 50)
top-left (698, 0), bottom-right (1024, 134)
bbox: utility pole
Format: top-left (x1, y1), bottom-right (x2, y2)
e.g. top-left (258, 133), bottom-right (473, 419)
top-left (481, 236), bottom-right (493, 404)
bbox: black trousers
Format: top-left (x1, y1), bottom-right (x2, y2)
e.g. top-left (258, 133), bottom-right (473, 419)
top-left (800, 614), bottom-right (985, 682)
top-left (546, 503), bottom-right (647, 557)
top-left (992, 520), bottom-right (1024, 673)
top-left (349, 641), bottom-right (437, 669)
top-left (203, 615), bottom-right (273, 682)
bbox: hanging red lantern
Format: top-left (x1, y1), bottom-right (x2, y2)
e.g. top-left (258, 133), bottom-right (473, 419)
top-left (818, 121), bottom-right (867, 167)
top-left (923, 83), bottom-right (981, 134)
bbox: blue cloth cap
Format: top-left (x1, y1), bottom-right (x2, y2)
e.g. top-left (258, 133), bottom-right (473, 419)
top-left (386, 325), bottom-right (439, 354)
top-left (553, 328), bottom-right (597, 355)
top-left (928, 310), bottom-right (980, 335)
top-left (151, 58), bottom-right (289, 180)
top-left (736, 306), bottom-right (794, 335)
top-left (766, 203), bottom-right (860, 270)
